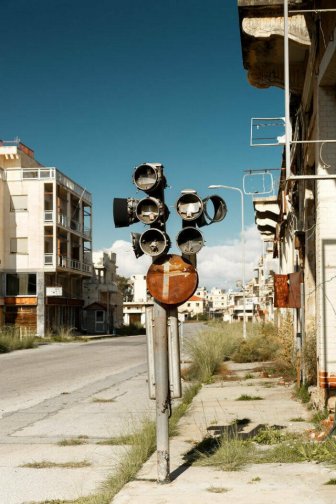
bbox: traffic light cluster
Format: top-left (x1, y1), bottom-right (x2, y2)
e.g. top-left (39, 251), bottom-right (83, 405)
top-left (113, 163), bottom-right (227, 260)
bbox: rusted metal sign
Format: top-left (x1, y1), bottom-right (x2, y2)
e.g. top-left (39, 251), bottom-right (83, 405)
top-left (147, 254), bottom-right (198, 305)
top-left (274, 272), bottom-right (303, 308)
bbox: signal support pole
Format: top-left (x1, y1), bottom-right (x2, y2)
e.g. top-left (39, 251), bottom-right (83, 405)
top-left (153, 300), bottom-right (170, 482)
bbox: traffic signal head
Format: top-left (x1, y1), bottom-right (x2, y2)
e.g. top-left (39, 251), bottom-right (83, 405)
top-left (133, 163), bottom-right (166, 194)
top-left (199, 195), bottom-right (227, 227)
top-left (139, 228), bottom-right (170, 257)
top-left (176, 190), bottom-right (203, 222)
top-left (176, 227), bottom-right (204, 254)
top-left (136, 196), bottom-right (168, 225)
top-left (113, 197), bottom-right (139, 228)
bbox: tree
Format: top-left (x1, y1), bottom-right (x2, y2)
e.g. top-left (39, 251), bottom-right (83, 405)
top-left (116, 275), bottom-right (132, 301)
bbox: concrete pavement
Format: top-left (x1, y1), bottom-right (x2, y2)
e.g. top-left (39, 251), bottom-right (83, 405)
top-left (112, 361), bottom-right (336, 504)
top-left (0, 335), bottom-right (154, 504)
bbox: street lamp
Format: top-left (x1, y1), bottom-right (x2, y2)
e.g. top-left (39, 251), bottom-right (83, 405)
top-left (208, 184), bottom-right (247, 339)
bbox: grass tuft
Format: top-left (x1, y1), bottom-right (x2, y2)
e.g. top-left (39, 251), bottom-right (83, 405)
top-left (236, 394), bottom-right (263, 401)
top-left (0, 326), bottom-right (36, 353)
top-left (21, 460), bottom-right (91, 469)
top-left (57, 437), bottom-right (89, 446)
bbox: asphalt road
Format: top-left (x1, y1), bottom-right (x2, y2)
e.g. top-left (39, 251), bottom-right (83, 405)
top-left (0, 326), bottom-right (205, 503)
top-left (0, 334), bottom-right (147, 418)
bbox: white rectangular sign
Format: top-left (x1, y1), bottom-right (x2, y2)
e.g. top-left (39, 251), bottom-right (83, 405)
top-left (46, 286), bottom-right (63, 297)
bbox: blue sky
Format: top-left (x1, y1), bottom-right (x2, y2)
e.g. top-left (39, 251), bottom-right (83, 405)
top-left (2, 0), bottom-right (283, 286)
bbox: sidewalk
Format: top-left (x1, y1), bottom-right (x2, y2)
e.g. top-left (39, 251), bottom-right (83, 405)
top-left (112, 361), bottom-right (336, 504)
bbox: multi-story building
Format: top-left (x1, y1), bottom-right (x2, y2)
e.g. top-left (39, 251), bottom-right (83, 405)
top-left (123, 274), bottom-right (152, 326)
top-left (0, 139), bottom-right (92, 336)
top-left (238, 0), bottom-right (336, 404)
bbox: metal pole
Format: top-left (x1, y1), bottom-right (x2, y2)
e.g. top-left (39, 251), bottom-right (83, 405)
top-left (153, 300), bottom-right (170, 483)
top-left (284, 0), bottom-right (291, 180)
top-left (168, 307), bottom-right (182, 399)
top-left (240, 188), bottom-right (247, 339)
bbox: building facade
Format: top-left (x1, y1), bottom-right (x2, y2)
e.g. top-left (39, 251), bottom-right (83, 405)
top-left (0, 140), bottom-right (92, 336)
top-left (238, 0), bottom-right (336, 404)
top-left (83, 251), bottom-right (122, 334)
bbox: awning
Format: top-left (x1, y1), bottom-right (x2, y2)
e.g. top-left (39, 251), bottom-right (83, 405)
top-left (253, 196), bottom-right (280, 242)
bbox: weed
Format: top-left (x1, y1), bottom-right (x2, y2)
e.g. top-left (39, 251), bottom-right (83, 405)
top-left (325, 479), bottom-right (336, 485)
top-left (57, 437), bottom-right (88, 446)
top-left (244, 373), bottom-right (254, 379)
top-left (21, 460), bottom-right (91, 469)
top-left (256, 437), bottom-right (336, 465)
top-left (249, 477), bottom-right (261, 483)
top-left (311, 409), bottom-right (329, 429)
top-left (206, 486), bottom-right (230, 493)
top-left (197, 434), bottom-right (255, 471)
top-left (296, 385), bottom-right (310, 404)
top-left (0, 326), bottom-right (36, 353)
top-left (290, 417), bottom-right (305, 422)
top-left (92, 398), bottom-right (115, 403)
top-left (236, 394), bottom-right (263, 401)
top-left (96, 435), bottom-right (134, 446)
top-left (252, 426), bottom-right (294, 445)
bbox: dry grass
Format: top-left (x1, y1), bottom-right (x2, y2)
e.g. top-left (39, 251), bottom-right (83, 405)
top-left (21, 460), bottom-right (91, 469)
top-left (0, 326), bottom-right (36, 353)
top-left (57, 437), bottom-right (89, 446)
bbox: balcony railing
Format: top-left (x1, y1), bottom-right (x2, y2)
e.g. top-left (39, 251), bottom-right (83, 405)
top-left (58, 213), bottom-right (69, 227)
top-left (58, 255), bottom-right (92, 274)
top-left (3, 167), bottom-right (92, 204)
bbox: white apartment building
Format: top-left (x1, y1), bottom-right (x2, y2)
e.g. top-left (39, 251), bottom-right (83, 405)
top-left (123, 274), bottom-right (151, 326)
top-left (0, 140), bottom-right (92, 336)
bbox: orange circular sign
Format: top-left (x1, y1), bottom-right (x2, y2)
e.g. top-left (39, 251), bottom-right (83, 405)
top-left (147, 254), bottom-right (198, 305)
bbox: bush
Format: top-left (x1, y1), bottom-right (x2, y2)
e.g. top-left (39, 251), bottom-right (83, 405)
top-left (0, 326), bottom-right (36, 353)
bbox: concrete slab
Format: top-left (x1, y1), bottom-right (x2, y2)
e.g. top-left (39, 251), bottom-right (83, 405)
top-left (112, 362), bottom-right (336, 504)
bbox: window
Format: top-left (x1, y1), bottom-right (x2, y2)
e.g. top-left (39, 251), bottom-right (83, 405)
top-left (10, 195), bottom-right (28, 211)
top-left (6, 273), bottom-right (37, 295)
top-left (10, 238), bottom-right (28, 254)
top-left (95, 310), bottom-right (105, 322)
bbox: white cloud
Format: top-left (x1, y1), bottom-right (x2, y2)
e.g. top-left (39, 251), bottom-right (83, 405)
top-left (98, 225), bottom-right (264, 288)
top-left (195, 225), bottom-right (263, 289)
top-left (98, 240), bottom-right (151, 278)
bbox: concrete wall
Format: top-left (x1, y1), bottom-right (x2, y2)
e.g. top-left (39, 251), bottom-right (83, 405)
top-left (316, 81), bottom-right (336, 394)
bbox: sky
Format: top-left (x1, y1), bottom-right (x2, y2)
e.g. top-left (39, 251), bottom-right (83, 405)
top-left (1, 0), bottom-right (284, 289)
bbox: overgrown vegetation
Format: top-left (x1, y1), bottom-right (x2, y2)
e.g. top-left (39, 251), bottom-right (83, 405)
top-left (197, 425), bottom-right (336, 470)
top-left (0, 326), bottom-right (36, 353)
top-left (183, 317), bottom-right (300, 383)
top-left (44, 326), bottom-right (84, 343)
top-left (57, 437), bottom-right (89, 447)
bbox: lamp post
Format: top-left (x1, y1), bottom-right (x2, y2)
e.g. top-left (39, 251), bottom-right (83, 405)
top-left (208, 184), bottom-right (247, 339)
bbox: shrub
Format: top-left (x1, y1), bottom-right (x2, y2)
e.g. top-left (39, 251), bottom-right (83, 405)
top-left (0, 326), bottom-right (36, 353)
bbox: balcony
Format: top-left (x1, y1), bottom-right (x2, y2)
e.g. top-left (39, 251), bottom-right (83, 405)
top-left (4, 167), bottom-right (92, 204)
top-left (58, 255), bottom-right (92, 274)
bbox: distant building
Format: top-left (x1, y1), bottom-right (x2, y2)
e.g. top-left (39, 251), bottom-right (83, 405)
top-left (0, 139), bottom-right (92, 336)
top-left (83, 251), bottom-right (122, 334)
top-left (123, 274), bottom-right (152, 326)
top-left (178, 295), bottom-right (205, 319)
